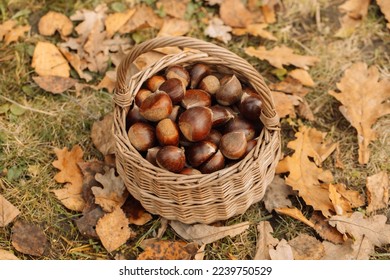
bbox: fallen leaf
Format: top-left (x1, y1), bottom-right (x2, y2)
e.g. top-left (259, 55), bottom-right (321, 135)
top-left (59, 47), bottom-right (93, 82)
top-left (204, 17), bottom-right (232, 44)
top-left (366, 171), bottom-right (389, 214)
top-left (288, 69), bottom-right (315, 87)
top-left (339, 0), bottom-right (370, 19)
top-left (321, 238), bottom-right (373, 260)
top-left (276, 125), bottom-right (335, 217)
top-left (91, 113), bottom-right (116, 156)
top-left (4, 24), bottom-right (30, 46)
top-left (263, 176), bottom-right (294, 212)
top-left (32, 42), bottom-right (70, 77)
top-left (329, 183), bottom-right (347, 216)
top-left (332, 183), bottom-right (365, 209)
top-left (271, 91), bottom-right (301, 119)
top-left (119, 4), bottom-right (163, 33)
top-left (11, 220), bottom-right (48, 257)
top-left (0, 249), bottom-right (19, 260)
top-left (254, 221), bottom-right (279, 260)
top-left (92, 168), bottom-right (128, 212)
top-left (32, 76), bottom-right (76, 94)
top-left (96, 70), bottom-right (116, 93)
top-left (95, 207), bottom-right (134, 253)
top-left (297, 99), bottom-right (315, 121)
top-left (0, 20), bottom-right (16, 41)
top-left (269, 239), bottom-right (294, 260)
top-left (130, 51), bottom-right (166, 75)
top-left (156, 0), bottom-right (190, 19)
top-left (377, 0), bottom-right (390, 29)
top-left (157, 18), bottom-right (190, 37)
top-left (138, 239), bottom-right (198, 260)
top-left (52, 145), bottom-right (85, 212)
top-left (71, 3), bottom-right (107, 40)
top-left (38, 11), bottom-right (73, 37)
top-left (261, 0), bottom-right (279, 23)
top-left (194, 244), bottom-right (206, 260)
top-left (75, 206), bottom-right (105, 238)
top-left (335, 15), bottom-right (361, 38)
top-left (0, 194), bottom-right (20, 227)
top-left (232, 23), bottom-right (276, 41)
top-left (170, 220), bottom-right (250, 245)
top-left (269, 76), bottom-right (311, 98)
top-left (105, 9), bottom-right (136, 38)
top-left (219, 0), bottom-right (254, 28)
top-left (275, 207), bottom-right (315, 228)
top-left (310, 211), bottom-right (344, 244)
top-left (329, 62), bottom-right (390, 164)
top-left (121, 196), bottom-right (152, 226)
top-left (245, 45), bottom-right (319, 69)
top-left (289, 234), bottom-right (324, 260)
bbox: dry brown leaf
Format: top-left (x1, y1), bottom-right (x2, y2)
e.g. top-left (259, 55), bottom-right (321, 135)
top-left (105, 9), bottom-right (136, 38)
top-left (131, 51), bottom-right (166, 75)
top-left (75, 207), bottom-right (105, 239)
top-left (121, 196), bottom-right (152, 226)
top-left (219, 0), bottom-right (254, 28)
top-left (321, 238), bottom-right (373, 260)
top-left (332, 183), bottom-right (365, 208)
top-left (119, 4), bottom-right (163, 33)
top-left (138, 239), bottom-right (198, 260)
top-left (310, 211), bottom-right (344, 244)
top-left (4, 24), bottom-right (30, 46)
top-left (59, 47), bottom-right (93, 82)
top-left (11, 220), bottom-right (48, 257)
top-left (245, 45), bottom-right (319, 70)
top-left (288, 69), bottom-right (315, 87)
top-left (339, 0), bottom-right (370, 19)
top-left (276, 125), bottom-right (335, 217)
top-left (377, 0), bottom-right (390, 29)
top-left (38, 11), bottom-right (73, 37)
top-left (275, 207), bottom-right (315, 228)
top-left (232, 23), bottom-right (276, 41)
top-left (263, 176), bottom-right (294, 212)
top-left (0, 249), bottom-right (19, 260)
top-left (0, 20), bottom-right (16, 41)
top-left (297, 99), bottom-right (315, 121)
top-left (335, 14), bottom-right (361, 38)
top-left (157, 18), bottom-right (190, 37)
top-left (96, 207), bottom-right (134, 253)
top-left (289, 234), bottom-right (324, 260)
top-left (254, 221), bottom-right (279, 260)
top-left (92, 168), bottom-right (128, 213)
top-left (204, 17), bottom-right (232, 44)
top-left (271, 91), bottom-right (301, 119)
top-left (329, 62), bottom-right (390, 164)
top-left (52, 145), bottom-right (85, 212)
top-left (170, 220), bottom-right (250, 245)
top-left (269, 239), bottom-right (294, 260)
top-left (269, 76), bottom-right (311, 98)
top-left (91, 113), bottom-right (115, 156)
top-left (96, 71), bottom-right (116, 93)
top-left (366, 171), bottom-right (389, 214)
top-left (32, 76), bottom-right (76, 94)
top-left (156, 0), bottom-right (190, 19)
top-left (329, 183), bottom-right (346, 216)
top-left (261, 0), bottom-right (279, 23)
top-left (71, 4), bottom-right (107, 40)
top-left (0, 194), bottom-right (20, 227)
top-left (32, 42), bottom-right (70, 77)
top-left (329, 212), bottom-right (390, 247)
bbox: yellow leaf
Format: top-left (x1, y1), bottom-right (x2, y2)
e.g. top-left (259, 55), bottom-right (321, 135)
top-left (288, 69), bottom-right (315, 87)
top-left (232, 23), bottom-right (276, 41)
top-left (275, 207), bottom-right (315, 228)
top-left (0, 20), bottom-right (17, 41)
top-left (0, 194), bottom-right (20, 227)
top-left (271, 91), bottom-right (301, 119)
top-left (32, 42), bottom-right (70, 77)
top-left (38, 11), bottom-right (73, 37)
top-left (105, 9), bottom-right (135, 38)
top-left (4, 24), bottom-right (30, 46)
top-left (377, 0), bottom-right (390, 29)
top-left (157, 18), bottom-right (190, 37)
top-left (219, 0), bottom-right (254, 28)
top-left (366, 171), bottom-right (389, 214)
top-left (156, 0), bottom-right (190, 19)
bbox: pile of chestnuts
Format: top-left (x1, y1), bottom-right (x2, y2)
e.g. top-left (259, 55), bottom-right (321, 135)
top-left (126, 63), bottom-right (264, 175)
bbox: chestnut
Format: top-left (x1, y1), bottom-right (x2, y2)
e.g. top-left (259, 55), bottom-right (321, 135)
top-left (223, 116), bottom-right (256, 141)
top-left (210, 105), bottom-right (234, 127)
top-left (146, 75), bottom-right (165, 92)
top-left (146, 146), bottom-right (162, 166)
top-left (239, 90), bottom-right (263, 121)
top-left (158, 78), bottom-right (185, 104)
top-left (126, 105), bottom-right (146, 129)
top-left (156, 118), bottom-right (180, 146)
top-left (216, 75), bottom-right (242, 106)
top-left (204, 129), bottom-right (222, 146)
top-left (181, 89), bottom-right (211, 109)
top-left (156, 146), bottom-right (186, 173)
top-left (139, 91), bottom-right (173, 122)
top-left (180, 167), bottom-right (202, 175)
top-left (135, 88), bottom-right (153, 107)
top-left (244, 139), bottom-right (258, 157)
top-left (220, 131), bottom-right (247, 160)
top-left (189, 63), bottom-right (210, 88)
top-left (185, 141), bottom-right (217, 167)
top-left (165, 65), bottom-right (190, 88)
top-left (168, 105), bottom-right (181, 122)
top-left (128, 122), bottom-right (156, 152)
top-left (199, 150), bottom-right (225, 174)
top-left (178, 106), bottom-right (213, 142)
top-left (199, 75), bottom-right (220, 94)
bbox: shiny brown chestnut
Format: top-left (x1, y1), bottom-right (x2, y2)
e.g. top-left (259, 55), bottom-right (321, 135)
top-left (199, 75), bottom-right (220, 94)
top-left (189, 63), bottom-right (210, 88)
top-left (181, 89), bottom-right (211, 109)
top-left (156, 118), bottom-right (180, 146)
top-left (165, 65), bottom-right (190, 88)
top-left (145, 146), bottom-right (162, 166)
top-left (216, 75), bottom-right (242, 106)
top-left (139, 91), bottom-right (173, 122)
top-left (210, 105), bottom-right (234, 127)
top-left (185, 141), bottom-right (218, 167)
top-left (243, 139), bottom-right (258, 157)
top-left (168, 105), bottom-right (181, 122)
top-left (126, 105), bottom-right (146, 129)
top-left (128, 122), bottom-right (156, 152)
top-left (178, 106), bottom-right (213, 142)
top-left (220, 131), bottom-right (247, 160)
top-left (158, 78), bottom-right (185, 104)
top-left (204, 129), bottom-right (222, 146)
top-left (180, 167), bottom-right (202, 175)
top-left (199, 150), bottom-right (225, 174)
top-left (146, 75), bottom-right (165, 92)
top-left (156, 146), bottom-right (186, 173)
top-left (135, 88), bottom-right (153, 107)
top-left (223, 116), bottom-right (256, 141)
top-left (239, 90), bottom-right (263, 121)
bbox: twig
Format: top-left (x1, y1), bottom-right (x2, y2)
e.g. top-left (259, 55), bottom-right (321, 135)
top-left (0, 94), bottom-right (56, 116)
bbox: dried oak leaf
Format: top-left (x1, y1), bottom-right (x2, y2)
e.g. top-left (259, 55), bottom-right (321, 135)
top-left (96, 207), bottom-right (135, 253)
top-left (170, 221), bottom-right (250, 245)
top-left (91, 112), bottom-right (115, 156)
top-left (96, 71), bottom-right (116, 93)
top-left (32, 42), bottom-right (70, 77)
top-left (3, 24), bottom-right (30, 46)
top-left (52, 145), bottom-right (85, 212)
top-left (38, 11), bottom-right (73, 37)
top-left (59, 47), bottom-right (93, 82)
top-left (105, 9), bottom-right (136, 38)
top-left (75, 206), bottom-right (105, 239)
top-left (366, 171), bottom-right (389, 214)
top-left (157, 18), bottom-right (190, 37)
top-left (204, 17), bottom-right (232, 44)
top-left (245, 45), bottom-right (319, 70)
top-left (275, 207), bottom-right (315, 228)
top-left (276, 125), bottom-right (335, 217)
top-left (260, 0), bottom-right (279, 24)
top-left (156, 0), bottom-right (190, 19)
top-left (138, 238), bottom-right (198, 260)
top-left (289, 234), bottom-right (324, 260)
top-left (92, 168), bottom-right (128, 213)
top-left (327, 183), bottom-right (365, 216)
top-left (11, 220), bottom-right (48, 257)
top-left (0, 249), bottom-right (19, 260)
top-left (119, 4), bottom-right (163, 33)
top-left (288, 69), bottom-right (315, 87)
top-left (271, 91), bottom-right (301, 119)
top-left (0, 20), bottom-right (16, 41)
top-left (329, 62), bottom-right (390, 164)
top-left (263, 176), bottom-right (294, 212)
top-left (321, 238), bottom-right (373, 260)
top-left (232, 23), bottom-right (276, 41)
top-left (71, 3), bottom-right (107, 41)
top-left (121, 196), bottom-right (152, 226)
top-left (377, 0), bottom-right (390, 29)
top-left (0, 194), bottom-right (20, 227)
top-left (219, 0), bottom-right (254, 28)
top-left (310, 211), bottom-right (344, 244)
top-left (269, 239), bottom-right (294, 260)
top-left (32, 76), bottom-right (76, 94)
top-left (339, 0), bottom-right (370, 20)
top-left (269, 76), bottom-right (311, 98)
top-left (254, 221), bottom-right (279, 260)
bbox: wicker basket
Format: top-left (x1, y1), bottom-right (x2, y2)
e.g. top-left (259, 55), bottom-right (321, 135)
top-left (113, 36), bottom-right (281, 224)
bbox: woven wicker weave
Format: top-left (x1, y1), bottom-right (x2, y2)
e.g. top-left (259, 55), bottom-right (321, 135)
top-left (113, 36), bottom-right (281, 224)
